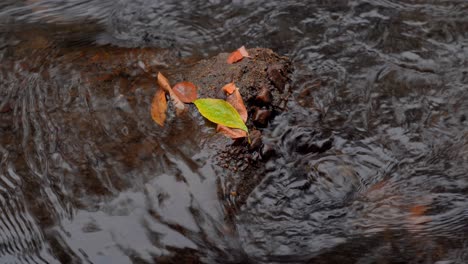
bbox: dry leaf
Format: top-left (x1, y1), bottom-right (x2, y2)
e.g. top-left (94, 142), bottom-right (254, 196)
top-left (157, 72), bottom-right (185, 114)
top-left (173, 82), bottom-right (198, 103)
top-left (222, 83), bottom-right (236, 95)
top-left (217, 124), bottom-right (247, 139)
top-left (157, 72), bottom-right (172, 93)
top-left (151, 88), bottom-right (167, 126)
top-left (227, 50), bottom-right (243, 64)
top-left (225, 84), bottom-right (248, 122)
top-left (227, 46), bottom-right (250, 64)
top-left (238, 46), bottom-right (250, 57)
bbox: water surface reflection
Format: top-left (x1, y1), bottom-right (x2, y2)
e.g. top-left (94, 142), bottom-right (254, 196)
top-left (1, 0), bottom-right (468, 263)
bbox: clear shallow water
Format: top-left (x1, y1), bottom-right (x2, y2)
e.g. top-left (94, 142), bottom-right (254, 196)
top-left (1, 0), bottom-right (468, 263)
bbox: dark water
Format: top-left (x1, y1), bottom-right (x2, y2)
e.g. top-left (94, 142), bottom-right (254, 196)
top-left (1, 1), bottom-right (468, 263)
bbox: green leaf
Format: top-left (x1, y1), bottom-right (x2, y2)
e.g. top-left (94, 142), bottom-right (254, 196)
top-left (194, 98), bottom-right (248, 132)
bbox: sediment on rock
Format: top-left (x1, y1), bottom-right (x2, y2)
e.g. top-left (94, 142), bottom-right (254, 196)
top-left (170, 48), bottom-right (293, 211)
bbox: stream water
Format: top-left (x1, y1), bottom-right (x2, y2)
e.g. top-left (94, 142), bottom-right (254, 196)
top-left (1, 1), bottom-right (468, 263)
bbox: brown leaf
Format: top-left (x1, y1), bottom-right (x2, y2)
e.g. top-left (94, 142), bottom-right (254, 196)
top-left (173, 81), bottom-right (198, 103)
top-left (225, 84), bottom-right (248, 122)
top-left (151, 88), bottom-right (167, 126)
top-left (222, 83), bottom-right (236, 95)
top-left (217, 124), bottom-right (247, 139)
top-left (227, 46), bottom-right (250, 64)
top-left (157, 72), bottom-right (185, 114)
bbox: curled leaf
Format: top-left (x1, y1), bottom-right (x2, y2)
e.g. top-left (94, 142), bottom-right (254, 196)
top-left (222, 83), bottom-right (236, 95)
top-left (217, 124), bottom-right (247, 139)
top-left (227, 46), bottom-right (250, 64)
top-left (157, 72), bottom-right (185, 114)
top-left (225, 84), bottom-right (248, 123)
top-left (173, 81), bottom-right (198, 103)
top-left (151, 88), bottom-right (167, 126)
top-left (194, 98), bottom-right (248, 132)
top-left (157, 72), bottom-right (172, 93)
top-left (238, 46), bottom-right (250, 57)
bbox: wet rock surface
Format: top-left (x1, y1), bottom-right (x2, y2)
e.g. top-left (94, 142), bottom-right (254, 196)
top-left (168, 48), bottom-right (294, 211)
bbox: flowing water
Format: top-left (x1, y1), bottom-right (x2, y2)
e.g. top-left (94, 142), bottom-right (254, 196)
top-left (1, 1), bottom-right (468, 263)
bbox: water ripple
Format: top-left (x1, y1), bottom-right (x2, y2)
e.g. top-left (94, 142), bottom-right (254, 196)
top-left (0, 0), bottom-right (468, 263)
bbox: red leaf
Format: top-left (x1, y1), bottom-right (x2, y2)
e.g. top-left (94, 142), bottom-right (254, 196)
top-left (173, 81), bottom-right (198, 103)
top-left (227, 50), bottom-right (243, 64)
top-left (157, 72), bottom-right (185, 114)
top-left (227, 46), bottom-right (250, 64)
top-left (151, 88), bottom-right (167, 126)
top-left (224, 83), bottom-right (248, 122)
top-left (217, 124), bottom-right (247, 139)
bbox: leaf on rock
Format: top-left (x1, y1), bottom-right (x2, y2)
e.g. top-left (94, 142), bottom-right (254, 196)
top-left (227, 46), bottom-right (250, 64)
top-left (217, 124), bottom-right (247, 139)
top-left (238, 46), bottom-right (250, 57)
top-left (173, 81), bottom-right (198, 103)
top-left (222, 83), bottom-right (236, 95)
top-left (151, 88), bottom-right (167, 126)
top-left (194, 98), bottom-right (248, 132)
top-left (157, 72), bottom-right (185, 114)
top-left (157, 72), bottom-right (172, 93)
top-left (227, 50), bottom-right (243, 64)
top-left (224, 84), bottom-right (248, 122)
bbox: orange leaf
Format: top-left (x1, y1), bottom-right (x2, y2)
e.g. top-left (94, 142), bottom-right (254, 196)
top-left (217, 124), bottom-right (247, 139)
top-left (224, 83), bottom-right (248, 122)
top-left (157, 72), bottom-right (172, 93)
top-left (173, 82), bottom-right (198, 103)
top-left (227, 50), bottom-right (243, 64)
top-left (410, 205), bottom-right (428, 217)
top-left (222, 83), bottom-right (236, 95)
top-left (151, 88), bottom-right (167, 126)
top-left (157, 72), bottom-right (185, 114)
top-left (227, 46), bottom-right (250, 64)
top-left (407, 204), bottom-right (431, 231)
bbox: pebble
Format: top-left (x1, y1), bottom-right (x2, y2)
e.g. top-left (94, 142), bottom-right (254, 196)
top-left (261, 144), bottom-right (275, 160)
top-left (249, 130), bottom-right (263, 150)
top-left (255, 86), bottom-right (272, 105)
top-left (253, 108), bottom-right (271, 127)
top-left (267, 64), bottom-right (288, 92)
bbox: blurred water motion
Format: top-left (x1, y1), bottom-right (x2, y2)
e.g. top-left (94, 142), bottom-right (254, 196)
top-left (1, 0), bottom-right (468, 263)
